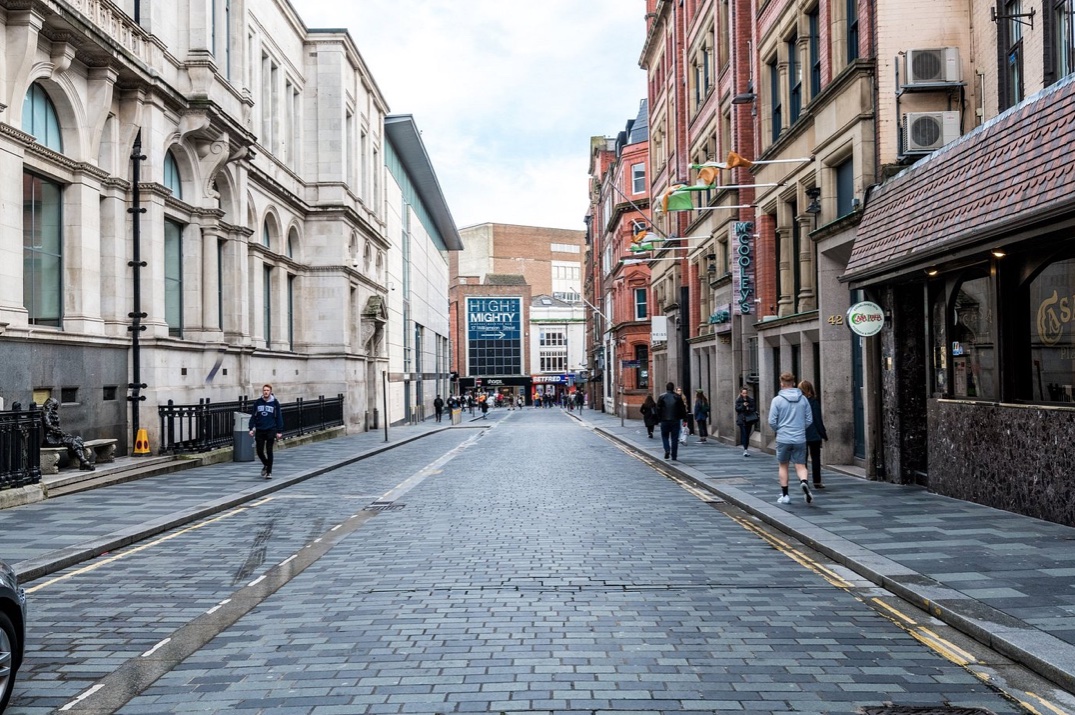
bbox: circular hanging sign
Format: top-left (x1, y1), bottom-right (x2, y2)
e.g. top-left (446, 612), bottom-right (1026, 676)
top-left (846, 301), bottom-right (885, 337)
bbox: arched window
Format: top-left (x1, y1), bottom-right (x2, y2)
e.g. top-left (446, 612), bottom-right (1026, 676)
top-left (287, 228), bottom-right (297, 259)
top-left (164, 151), bottom-right (182, 199)
top-left (262, 220), bottom-right (272, 248)
top-left (22, 83), bottom-right (63, 152)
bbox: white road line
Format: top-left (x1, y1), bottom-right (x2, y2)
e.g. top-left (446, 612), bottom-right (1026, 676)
top-left (141, 638), bottom-right (171, 657)
top-left (247, 575), bottom-right (266, 587)
top-left (60, 683), bottom-right (106, 710)
top-left (205, 598), bottom-right (231, 615)
top-left (279, 555), bottom-right (297, 566)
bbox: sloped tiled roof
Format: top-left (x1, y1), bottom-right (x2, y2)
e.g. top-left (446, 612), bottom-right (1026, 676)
top-left (845, 74), bottom-right (1075, 281)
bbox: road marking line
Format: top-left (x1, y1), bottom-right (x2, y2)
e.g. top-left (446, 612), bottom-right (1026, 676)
top-left (918, 626), bottom-right (977, 663)
top-left (141, 638), bottom-right (171, 657)
top-left (26, 501), bottom-right (273, 593)
top-left (247, 575), bottom-right (266, 587)
top-left (870, 597), bottom-right (917, 624)
top-left (59, 683), bottom-right (105, 711)
top-left (279, 555), bottom-right (296, 566)
top-left (1027, 693), bottom-right (1073, 715)
top-left (205, 599), bottom-right (231, 615)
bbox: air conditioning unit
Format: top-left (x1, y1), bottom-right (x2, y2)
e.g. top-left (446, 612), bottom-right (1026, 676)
top-left (904, 111), bottom-right (961, 152)
top-left (905, 47), bottom-right (961, 85)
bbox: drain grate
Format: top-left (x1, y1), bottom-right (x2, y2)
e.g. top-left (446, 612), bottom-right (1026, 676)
top-left (861, 708), bottom-right (997, 715)
top-left (363, 502), bottom-right (405, 512)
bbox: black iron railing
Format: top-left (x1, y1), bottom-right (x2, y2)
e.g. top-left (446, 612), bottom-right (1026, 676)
top-left (0, 406), bottom-right (42, 490)
top-left (158, 394), bottom-right (345, 454)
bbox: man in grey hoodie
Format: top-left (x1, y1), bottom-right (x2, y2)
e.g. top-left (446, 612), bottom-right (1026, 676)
top-left (768, 372), bottom-right (814, 505)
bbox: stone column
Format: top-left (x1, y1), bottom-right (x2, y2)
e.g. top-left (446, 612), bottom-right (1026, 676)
top-left (62, 169), bottom-right (106, 334)
top-left (776, 226), bottom-right (794, 317)
top-left (796, 215), bottom-right (816, 312)
top-left (199, 221), bottom-right (224, 340)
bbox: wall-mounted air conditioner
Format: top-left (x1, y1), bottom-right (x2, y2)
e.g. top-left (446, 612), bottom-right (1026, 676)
top-left (904, 111), bottom-right (961, 152)
top-left (904, 47), bottom-right (961, 85)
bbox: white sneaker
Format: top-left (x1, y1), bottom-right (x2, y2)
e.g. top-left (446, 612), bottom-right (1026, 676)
top-left (776, 494), bottom-right (791, 504)
top-left (743, 450), bottom-right (749, 457)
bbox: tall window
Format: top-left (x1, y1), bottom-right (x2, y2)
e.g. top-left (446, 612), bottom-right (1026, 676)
top-left (1049, 0), bottom-right (1075, 85)
top-left (769, 59), bottom-right (782, 143)
top-left (846, 0), bottom-right (860, 62)
top-left (164, 220), bottom-right (184, 337)
top-left (23, 173), bottom-right (63, 326)
top-left (262, 220), bottom-right (271, 247)
top-left (1026, 256), bottom-right (1075, 401)
top-left (23, 83), bottom-right (63, 152)
top-left (634, 288), bottom-right (648, 320)
top-left (808, 8), bottom-right (821, 98)
top-left (163, 151), bottom-right (182, 199)
top-left (635, 344), bottom-right (649, 389)
top-left (1001, 0), bottom-right (1025, 108)
top-left (287, 274), bottom-right (296, 351)
top-left (788, 33), bottom-right (801, 124)
top-left (632, 163), bottom-right (646, 194)
top-left (263, 265), bottom-right (272, 348)
top-left (835, 157), bottom-right (855, 216)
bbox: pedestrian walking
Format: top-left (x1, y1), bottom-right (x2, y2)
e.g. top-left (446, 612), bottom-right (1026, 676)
top-left (676, 387), bottom-right (695, 435)
top-left (575, 391), bottom-right (584, 410)
top-left (479, 394), bottom-right (489, 419)
top-left (735, 387), bottom-right (758, 456)
top-left (657, 382), bottom-right (688, 461)
top-left (248, 383), bottom-right (283, 479)
top-left (640, 394), bottom-right (658, 438)
top-left (433, 395), bottom-right (445, 422)
top-left (768, 372), bottom-right (814, 505)
top-left (799, 380), bottom-right (828, 488)
top-left (693, 390), bottom-right (710, 442)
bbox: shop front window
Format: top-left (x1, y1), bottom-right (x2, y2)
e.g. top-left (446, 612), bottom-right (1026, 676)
top-left (930, 286), bottom-right (947, 396)
top-left (951, 274), bottom-right (996, 399)
top-left (1028, 257), bottom-right (1075, 402)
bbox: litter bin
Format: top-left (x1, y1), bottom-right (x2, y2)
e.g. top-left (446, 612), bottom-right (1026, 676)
top-left (233, 411), bottom-right (255, 462)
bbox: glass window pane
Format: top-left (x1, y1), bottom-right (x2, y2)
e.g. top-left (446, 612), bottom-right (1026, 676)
top-left (23, 172), bottom-right (63, 326)
top-left (1028, 257), bottom-right (1075, 401)
top-left (164, 220), bottom-right (183, 335)
top-left (951, 275), bottom-right (995, 399)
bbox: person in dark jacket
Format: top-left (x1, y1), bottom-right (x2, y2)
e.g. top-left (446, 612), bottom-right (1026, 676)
top-left (640, 394), bottom-right (659, 438)
top-left (799, 380), bottom-right (828, 488)
top-left (693, 390), bottom-right (711, 442)
top-left (657, 382), bottom-right (688, 461)
top-left (433, 395), bottom-right (445, 422)
top-left (676, 387), bottom-right (695, 435)
top-left (735, 387), bottom-right (758, 456)
top-left (248, 383), bottom-right (283, 479)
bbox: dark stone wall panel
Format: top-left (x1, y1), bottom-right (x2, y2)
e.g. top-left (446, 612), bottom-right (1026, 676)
top-left (928, 400), bottom-right (1075, 526)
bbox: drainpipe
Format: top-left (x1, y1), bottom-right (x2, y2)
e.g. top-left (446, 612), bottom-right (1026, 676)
top-left (128, 130), bottom-right (147, 445)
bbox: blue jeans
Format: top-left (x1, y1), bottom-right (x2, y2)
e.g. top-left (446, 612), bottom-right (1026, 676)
top-left (660, 420), bottom-right (681, 459)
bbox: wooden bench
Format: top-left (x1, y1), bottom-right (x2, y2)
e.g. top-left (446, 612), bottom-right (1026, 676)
top-left (40, 438), bottom-right (118, 474)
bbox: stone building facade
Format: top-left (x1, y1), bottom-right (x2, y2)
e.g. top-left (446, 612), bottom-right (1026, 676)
top-left (0, 0), bottom-right (458, 450)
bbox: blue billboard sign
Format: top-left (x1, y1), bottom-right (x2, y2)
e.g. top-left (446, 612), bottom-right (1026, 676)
top-left (467, 297), bottom-right (521, 341)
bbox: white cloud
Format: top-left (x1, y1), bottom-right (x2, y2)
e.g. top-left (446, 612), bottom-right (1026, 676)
top-left (296, 0), bottom-right (647, 231)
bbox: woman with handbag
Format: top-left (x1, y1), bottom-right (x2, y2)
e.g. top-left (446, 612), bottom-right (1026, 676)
top-left (735, 387), bottom-right (758, 456)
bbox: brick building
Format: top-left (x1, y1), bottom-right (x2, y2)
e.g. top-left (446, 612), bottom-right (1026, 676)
top-left (449, 224), bottom-right (586, 404)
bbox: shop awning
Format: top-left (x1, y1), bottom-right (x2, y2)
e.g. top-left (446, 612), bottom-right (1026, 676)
top-left (844, 73), bottom-right (1075, 285)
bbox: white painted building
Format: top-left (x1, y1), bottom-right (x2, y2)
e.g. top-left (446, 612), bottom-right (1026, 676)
top-left (0, 0), bottom-right (459, 449)
top-left (529, 295), bottom-right (587, 401)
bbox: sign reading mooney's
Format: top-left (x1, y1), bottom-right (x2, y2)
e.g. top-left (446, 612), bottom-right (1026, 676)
top-left (467, 297), bottom-right (522, 376)
top-left (731, 221), bottom-right (755, 316)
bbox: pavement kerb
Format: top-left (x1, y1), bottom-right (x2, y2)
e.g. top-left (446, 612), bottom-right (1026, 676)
top-left (589, 422), bottom-right (1075, 695)
top-left (14, 424), bottom-right (469, 583)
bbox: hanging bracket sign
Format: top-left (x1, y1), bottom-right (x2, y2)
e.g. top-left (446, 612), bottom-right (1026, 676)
top-left (846, 301), bottom-right (885, 337)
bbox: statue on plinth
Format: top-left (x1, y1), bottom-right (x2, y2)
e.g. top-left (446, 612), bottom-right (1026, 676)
top-left (42, 398), bottom-right (94, 471)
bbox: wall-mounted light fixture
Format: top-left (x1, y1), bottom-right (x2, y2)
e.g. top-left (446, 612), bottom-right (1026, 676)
top-left (731, 82), bottom-right (755, 105)
top-left (925, 268), bottom-right (939, 277)
top-left (991, 248), bottom-right (1007, 258)
top-left (805, 187), bottom-right (822, 215)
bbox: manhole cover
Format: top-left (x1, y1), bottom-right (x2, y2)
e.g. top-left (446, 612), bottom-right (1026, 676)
top-left (861, 708), bottom-right (997, 715)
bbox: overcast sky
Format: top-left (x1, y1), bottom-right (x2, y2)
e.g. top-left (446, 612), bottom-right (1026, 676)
top-left (296, 1), bottom-right (648, 233)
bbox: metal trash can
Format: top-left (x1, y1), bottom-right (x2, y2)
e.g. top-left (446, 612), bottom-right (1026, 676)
top-left (233, 412), bottom-right (255, 462)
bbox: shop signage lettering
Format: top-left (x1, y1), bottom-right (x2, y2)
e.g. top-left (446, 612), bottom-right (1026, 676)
top-left (1036, 290), bottom-right (1075, 347)
top-left (846, 301), bottom-right (885, 337)
top-left (467, 297), bottom-right (521, 341)
top-left (731, 222), bottom-right (754, 316)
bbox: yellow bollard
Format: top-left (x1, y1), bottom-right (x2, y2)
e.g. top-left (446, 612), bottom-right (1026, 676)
top-left (134, 428), bottom-right (150, 455)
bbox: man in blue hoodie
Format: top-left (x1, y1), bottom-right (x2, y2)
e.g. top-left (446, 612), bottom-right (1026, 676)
top-left (248, 383), bottom-right (283, 479)
top-left (768, 372), bottom-right (814, 505)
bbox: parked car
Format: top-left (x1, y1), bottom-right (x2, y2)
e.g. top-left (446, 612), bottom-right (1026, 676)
top-left (0, 559), bottom-right (25, 714)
